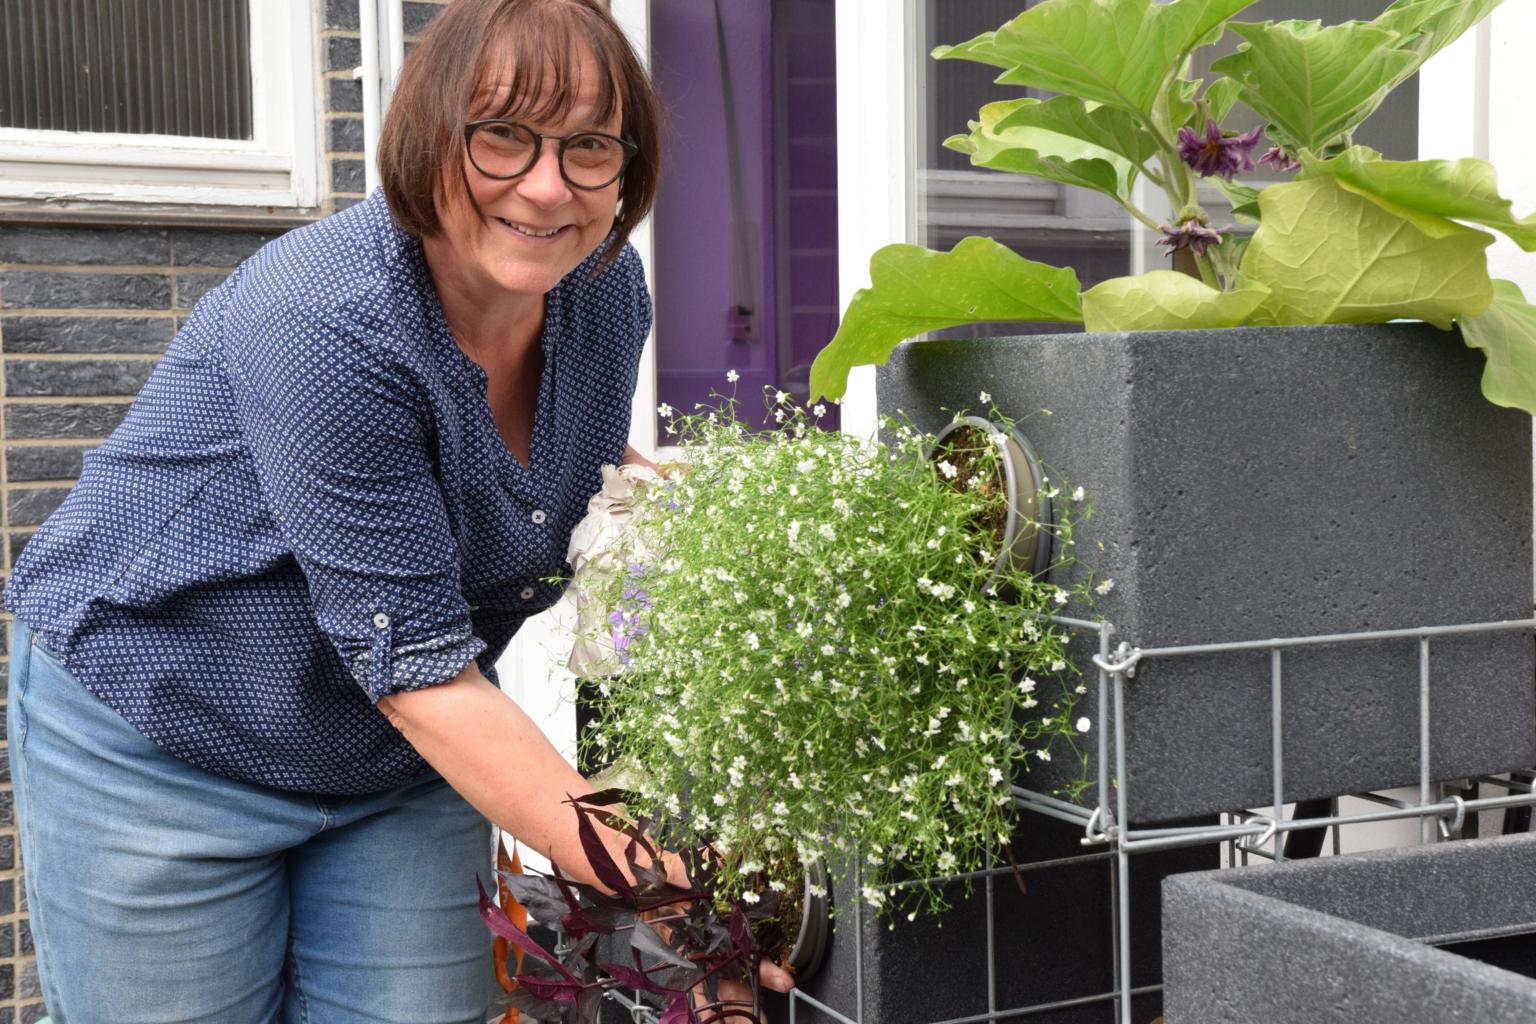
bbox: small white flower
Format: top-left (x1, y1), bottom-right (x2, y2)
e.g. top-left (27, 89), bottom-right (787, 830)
top-left (1072, 485), bottom-right (1085, 502)
top-left (978, 390), bottom-right (992, 404)
top-left (745, 631), bottom-right (760, 650)
top-left (741, 890), bottom-right (760, 904)
top-left (937, 459), bottom-right (958, 480)
top-left (1019, 677), bottom-right (1037, 694)
top-left (657, 403), bottom-right (673, 417)
top-left (988, 766), bottom-right (1005, 785)
top-left (1034, 749), bottom-right (1052, 762)
top-left (1053, 589), bottom-right (1069, 606)
top-left (1050, 659), bottom-right (1067, 673)
top-left (726, 369), bottom-right (740, 383)
top-left (1095, 578), bottom-right (1115, 595)
top-left (813, 403), bottom-right (826, 417)
top-left (775, 389), bottom-right (790, 405)
top-left (1076, 716), bottom-right (1092, 733)
top-left (818, 522), bottom-right (837, 542)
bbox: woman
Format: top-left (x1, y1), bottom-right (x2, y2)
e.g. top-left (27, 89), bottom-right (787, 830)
top-left (5, 1), bottom-right (788, 1020)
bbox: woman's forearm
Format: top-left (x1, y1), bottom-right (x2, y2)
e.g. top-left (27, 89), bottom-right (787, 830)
top-left (377, 663), bottom-right (681, 892)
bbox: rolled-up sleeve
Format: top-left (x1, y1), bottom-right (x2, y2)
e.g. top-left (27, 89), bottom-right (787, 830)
top-left (225, 300), bottom-right (483, 701)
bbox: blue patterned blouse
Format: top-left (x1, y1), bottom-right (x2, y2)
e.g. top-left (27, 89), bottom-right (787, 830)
top-left (5, 190), bottom-right (651, 794)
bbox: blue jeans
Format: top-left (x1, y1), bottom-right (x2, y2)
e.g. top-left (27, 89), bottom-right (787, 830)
top-left (8, 619), bottom-right (493, 1024)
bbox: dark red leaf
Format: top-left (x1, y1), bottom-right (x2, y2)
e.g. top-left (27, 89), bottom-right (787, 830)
top-left (597, 960), bottom-right (675, 995)
top-left (516, 974), bottom-right (586, 1003)
top-left (478, 878), bottom-right (579, 982)
top-left (658, 992), bottom-right (695, 1024)
top-left (567, 795), bottom-right (636, 901)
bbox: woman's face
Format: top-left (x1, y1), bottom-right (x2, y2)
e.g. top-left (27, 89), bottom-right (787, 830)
top-left (432, 48), bottom-right (622, 305)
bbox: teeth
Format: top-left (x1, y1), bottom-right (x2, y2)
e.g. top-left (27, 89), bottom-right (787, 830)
top-left (499, 218), bottom-right (561, 238)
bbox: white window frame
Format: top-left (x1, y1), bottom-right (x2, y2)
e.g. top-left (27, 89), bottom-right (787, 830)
top-left (0, 0), bottom-right (321, 208)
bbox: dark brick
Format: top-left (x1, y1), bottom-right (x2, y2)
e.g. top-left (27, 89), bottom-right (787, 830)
top-left (1, 271), bottom-right (170, 310)
top-left (8, 488), bottom-right (69, 527)
top-left (6, 359), bottom-right (156, 398)
top-left (0, 226), bottom-right (169, 267)
top-left (323, 0), bottom-right (359, 30)
top-left (0, 752), bottom-right (8, 783)
top-left (5, 402), bottom-right (131, 440)
top-left (403, 1), bottom-right (445, 36)
top-left (16, 962), bottom-right (37, 1000)
top-left (0, 878), bottom-right (13, 916)
top-left (328, 77), bottom-right (363, 113)
top-left (332, 197), bottom-right (364, 212)
top-left (0, 621), bottom-right (8, 656)
top-left (19, 917), bottom-right (33, 955)
top-left (325, 35), bottom-right (362, 72)
top-left (174, 272), bottom-right (230, 311)
top-left (0, 837), bottom-right (10, 874)
top-left (328, 116), bottom-right (364, 153)
top-left (21, 1002), bottom-right (47, 1024)
top-left (331, 159), bottom-right (366, 195)
top-left (0, 314), bottom-right (174, 354)
top-left (170, 230), bottom-right (281, 268)
top-left (0, 922), bottom-right (13, 959)
top-left (7, 444), bottom-right (87, 482)
top-left (0, 963), bottom-right (12, 1000)
top-left (10, 530), bottom-right (32, 564)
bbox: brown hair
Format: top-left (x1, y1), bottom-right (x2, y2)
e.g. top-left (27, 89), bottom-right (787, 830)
top-left (378, 0), bottom-right (660, 266)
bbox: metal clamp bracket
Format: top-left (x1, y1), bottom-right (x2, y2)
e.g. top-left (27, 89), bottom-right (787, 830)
top-left (1091, 641), bottom-right (1143, 679)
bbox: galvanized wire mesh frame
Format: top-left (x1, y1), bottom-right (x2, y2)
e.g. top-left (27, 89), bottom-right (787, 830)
top-left (605, 614), bottom-right (1536, 1024)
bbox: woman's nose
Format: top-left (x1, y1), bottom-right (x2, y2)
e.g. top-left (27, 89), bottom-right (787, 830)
top-left (515, 144), bottom-right (573, 206)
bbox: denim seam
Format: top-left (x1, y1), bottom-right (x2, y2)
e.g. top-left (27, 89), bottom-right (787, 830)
top-left (286, 929), bottom-right (311, 1024)
top-left (16, 634), bottom-right (66, 1019)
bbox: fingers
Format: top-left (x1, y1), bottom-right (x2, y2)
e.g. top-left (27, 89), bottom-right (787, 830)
top-left (759, 960), bottom-right (796, 994)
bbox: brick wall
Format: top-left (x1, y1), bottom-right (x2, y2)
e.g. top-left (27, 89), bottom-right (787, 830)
top-left (0, 2), bottom-right (449, 1019)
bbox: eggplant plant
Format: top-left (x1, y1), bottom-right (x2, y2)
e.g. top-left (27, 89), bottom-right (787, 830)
top-left (809, 0), bottom-right (1536, 415)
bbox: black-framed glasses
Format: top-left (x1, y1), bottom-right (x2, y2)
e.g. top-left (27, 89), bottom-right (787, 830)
top-left (463, 119), bottom-right (637, 190)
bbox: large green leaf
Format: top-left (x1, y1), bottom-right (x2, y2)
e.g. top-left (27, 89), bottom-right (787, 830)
top-left (1374, 0), bottom-right (1503, 71)
top-left (1199, 77), bottom-right (1245, 126)
top-left (1458, 279), bottom-right (1536, 415)
top-left (1211, 20), bottom-right (1418, 153)
top-left (946, 100), bottom-right (1136, 201)
top-left (934, 0), bottom-right (1259, 118)
top-left (1082, 271), bottom-right (1271, 332)
top-left (993, 96), bottom-right (1161, 167)
top-left (1239, 176), bottom-right (1494, 328)
top-left (808, 239), bottom-right (1083, 402)
top-left (1301, 147), bottom-right (1536, 252)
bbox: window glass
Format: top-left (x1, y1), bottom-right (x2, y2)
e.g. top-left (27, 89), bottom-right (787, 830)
top-left (0, 0), bottom-right (253, 141)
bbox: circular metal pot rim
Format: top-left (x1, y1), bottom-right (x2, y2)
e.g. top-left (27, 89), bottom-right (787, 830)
top-left (929, 415), bottom-right (1054, 583)
top-left (787, 856), bottom-right (830, 980)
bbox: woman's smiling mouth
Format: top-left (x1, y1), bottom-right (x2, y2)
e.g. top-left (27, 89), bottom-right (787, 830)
top-left (494, 217), bottom-right (572, 242)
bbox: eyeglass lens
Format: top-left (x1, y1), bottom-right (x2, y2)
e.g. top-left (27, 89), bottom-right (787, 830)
top-left (468, 122), bottom-right (627, 188)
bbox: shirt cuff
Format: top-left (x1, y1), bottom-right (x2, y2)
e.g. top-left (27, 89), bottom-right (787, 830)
top-left (349, 616), bottom-right (487, 701)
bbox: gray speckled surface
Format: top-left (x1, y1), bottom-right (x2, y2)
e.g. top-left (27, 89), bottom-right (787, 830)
top-left (878, 323), bottom-right (1536, 823)
top-left (790, 812), bottom-right (1216, 1023)
top-left (1163, 832), bottom-right (1536, 1023)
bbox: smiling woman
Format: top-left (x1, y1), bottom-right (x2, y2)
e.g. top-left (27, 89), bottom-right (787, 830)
top-left (0, 2), bottom-right (792, 1023)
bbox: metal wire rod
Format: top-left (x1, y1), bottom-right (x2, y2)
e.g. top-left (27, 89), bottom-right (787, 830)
top-left (1091, 616), bottom-right (1536, 676)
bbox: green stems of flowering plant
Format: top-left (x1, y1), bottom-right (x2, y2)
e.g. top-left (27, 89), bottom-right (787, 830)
top-left (568, 388), bottom-right (1098, 917)
top-left (809, 0), bottom-right (1536, 418)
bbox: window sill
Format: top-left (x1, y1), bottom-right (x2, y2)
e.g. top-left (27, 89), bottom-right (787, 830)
top-left (0, 197), bottom-right (325, 232)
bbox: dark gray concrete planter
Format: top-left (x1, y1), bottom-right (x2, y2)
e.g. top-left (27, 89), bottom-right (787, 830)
top-left (879, 323), bottom-right (1535, 823)
top-left (1163, 832), bottom-right (1536, 1023)
top-left (776, 813), bottom-right (1216, 1024)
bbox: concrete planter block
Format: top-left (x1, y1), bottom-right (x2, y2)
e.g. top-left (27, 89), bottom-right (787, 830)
top-left (878, 323), bottom-right (1535, 823)
top-left (783, 813), bottom-right (1216, 1024)
top-left (1163, 832), bottom-right (1536, 1023)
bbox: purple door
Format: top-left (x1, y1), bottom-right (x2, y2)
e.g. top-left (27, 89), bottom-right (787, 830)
top-left (650, 0), bottom-right (838, 434)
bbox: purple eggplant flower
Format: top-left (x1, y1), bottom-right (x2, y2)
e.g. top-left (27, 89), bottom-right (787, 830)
top-left (1157, 218), bottom-right (1225, 258)
top-left (1176, 119), bottom-right (1264, 181)
top-left (1258, 145), bottom-right (1300, 174)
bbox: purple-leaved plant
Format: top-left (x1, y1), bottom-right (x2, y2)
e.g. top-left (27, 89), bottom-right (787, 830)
top-left (480, 791), bottom-right (785, 1024)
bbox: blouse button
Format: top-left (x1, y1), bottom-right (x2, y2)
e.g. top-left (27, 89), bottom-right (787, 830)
top-left (372, 612), bottom-right (390, 629)
top-left (520, 586), bottom-right (536, 600)
top-left (531, 509), bottom-right (547, 525)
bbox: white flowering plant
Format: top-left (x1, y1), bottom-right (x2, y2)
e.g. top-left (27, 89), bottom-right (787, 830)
top-left (567, 388), bottom-right (1100, 917)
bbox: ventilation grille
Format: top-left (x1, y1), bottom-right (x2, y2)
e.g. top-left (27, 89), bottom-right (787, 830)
top-left (0, 0), bottom-right (252, 140)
